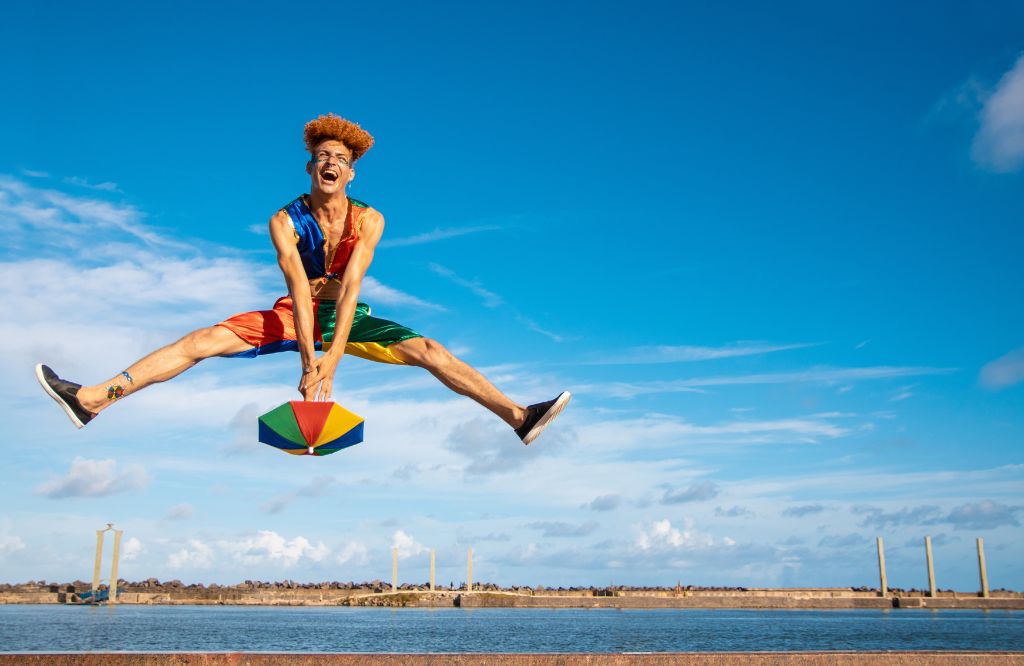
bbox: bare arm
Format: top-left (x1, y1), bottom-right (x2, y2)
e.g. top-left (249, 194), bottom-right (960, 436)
top-left (303, 209), bottom-right (385, 400)
top-left (269, 210), bottom-right (319, 395)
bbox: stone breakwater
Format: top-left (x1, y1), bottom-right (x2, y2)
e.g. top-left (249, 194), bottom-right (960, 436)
top-left (1, 581), bottom-right (1021, 609)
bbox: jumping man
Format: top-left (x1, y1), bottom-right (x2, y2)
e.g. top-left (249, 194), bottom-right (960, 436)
top-left (36, 114), bottom-right (571, 445)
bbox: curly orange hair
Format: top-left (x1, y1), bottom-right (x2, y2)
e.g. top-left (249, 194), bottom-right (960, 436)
top-left (303, 113), bottom-right (374, 161)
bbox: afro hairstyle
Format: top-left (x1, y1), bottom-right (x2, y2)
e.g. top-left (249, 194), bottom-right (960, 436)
top-left (303, 113), bottom-right (374, 162)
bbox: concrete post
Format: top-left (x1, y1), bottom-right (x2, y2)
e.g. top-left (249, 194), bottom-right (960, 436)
top-left (391, 547), bottom-right (398, 592)
top-left (92, 530), bottom-right (105, 595)
top-left (925, 536), bottom-right (936, 597)
top-left (467, 548), bottom-right (473, 591)
top-left (977, 537), bottom-right (989, 598)
top-left (876, 537), bottom-right (887, 596)
top-left (108, 530), bottom-right (123, 605)
top-left (429, 549), bottom-right (436, 592)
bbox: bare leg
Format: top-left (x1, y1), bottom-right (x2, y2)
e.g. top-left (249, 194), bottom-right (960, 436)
top-left (389, 337), bottom-right (527, 428)
top-left (77, 325), bottom-right (253, 414)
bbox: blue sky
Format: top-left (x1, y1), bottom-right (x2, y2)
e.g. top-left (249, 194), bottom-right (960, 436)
top-left (1, 1), bottom-right (1022, 591)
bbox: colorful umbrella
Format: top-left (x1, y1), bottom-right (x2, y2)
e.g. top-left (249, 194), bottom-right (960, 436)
top-left (258, 401), bottom-right (364, 456)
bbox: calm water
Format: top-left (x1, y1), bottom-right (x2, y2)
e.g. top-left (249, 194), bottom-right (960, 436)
top-left (0, 606), bottom-right (1021, 653)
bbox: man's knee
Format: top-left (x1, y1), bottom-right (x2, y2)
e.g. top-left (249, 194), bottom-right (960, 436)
top-left (395, 337), bottom-right (450, 369)
top-left (179, 326), bottom-right (239, 360)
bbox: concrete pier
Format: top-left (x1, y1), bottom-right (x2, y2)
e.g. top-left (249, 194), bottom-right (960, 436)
top-left (925, 536), bottom-right (937, 597)
top-left (978, 538), bottom-right (990, 598)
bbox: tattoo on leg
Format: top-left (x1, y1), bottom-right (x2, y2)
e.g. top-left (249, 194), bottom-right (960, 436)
top-left (107, 385), bottom-right (125, 401)
top-left (121, 370), bottom-right (134, 384)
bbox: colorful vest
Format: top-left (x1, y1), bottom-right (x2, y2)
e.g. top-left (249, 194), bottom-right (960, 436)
top-left (283, 195), bottom-right (370, 281)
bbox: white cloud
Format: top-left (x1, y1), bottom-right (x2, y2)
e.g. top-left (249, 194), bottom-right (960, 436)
top-left (979, 347), bottom-right (1024, 390)
top-left (168, 539), bottom-right (215, 569)
top-left (165, 504), bottom-right (194, 521)
top-left (35, 457), bottom-right (149, 498)
top-left (220, 530), bottom-right (328, 567)
top-left (336, 541), bottom-right (370, 566)
top-left (972, 54), bottom-right (1024, 172)
top-left (391, 530), bottom-right (428, 560)
top-left (0, 520), bottom-right (25, 556)
top-left (635, 518), bottom-right (713, 552)
top-left (121, 537), bottom-right (144, 562)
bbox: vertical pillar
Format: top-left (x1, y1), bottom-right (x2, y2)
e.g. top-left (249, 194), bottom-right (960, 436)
top-left (876, 537), bottom-right (888, 596)
top-left (466, 548), bottom-right (473, 591)
top-left (977, 538), bottom-right (989, 598)
top-left (391, 547), bottom-right (398, 592)
top-left (924, 536), bottom-right (936, 597)
top-left (92, 531), bottom-right (105, 595)
top-left (108, 530), bottom-right (123, 604)
top-left (429, 549), bottom-right (436, 592)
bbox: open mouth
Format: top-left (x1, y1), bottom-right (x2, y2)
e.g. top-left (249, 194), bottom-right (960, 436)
top-left (321, 168), bottom-right (339, 183)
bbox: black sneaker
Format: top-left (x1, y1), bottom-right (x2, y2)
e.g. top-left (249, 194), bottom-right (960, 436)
top-left (35, 364), bottom-right (94, 429)
top-left (514, 391), bottom-right (572, 445)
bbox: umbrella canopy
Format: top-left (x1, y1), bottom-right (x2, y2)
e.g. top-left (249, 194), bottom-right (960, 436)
top-left (258, 401), bottom-right (364, 456)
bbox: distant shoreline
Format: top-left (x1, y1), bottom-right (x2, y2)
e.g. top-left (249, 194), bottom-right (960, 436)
top-left (2, 581), bottom-right (1021, 609)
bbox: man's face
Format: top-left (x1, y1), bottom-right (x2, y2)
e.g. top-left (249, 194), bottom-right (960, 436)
top-left (307, 140), bottom-right (354, 195)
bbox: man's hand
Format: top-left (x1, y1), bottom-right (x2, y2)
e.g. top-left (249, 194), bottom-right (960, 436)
top-left (298, 354), bottom-right (340, 401)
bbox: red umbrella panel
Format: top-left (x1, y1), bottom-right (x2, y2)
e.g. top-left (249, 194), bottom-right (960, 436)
top-left (258, 401), bottom-right (364, 456)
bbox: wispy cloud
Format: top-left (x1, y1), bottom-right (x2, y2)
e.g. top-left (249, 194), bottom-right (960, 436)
top-left (429, 262), bottom-right (503, 307)
top-left (0, 175), bottom-right (185, 249)
top-left (361, 276), bottom-right (446, 311)
top-left (972, 53), bottom-right (1024, 173)
top-left (946, 500), bottom-right (1022, 530)
top-left (853, 504), bottom-right (944, 529)
top-left (581, 366), bottom-right (956, 399)
top-left (979, 347), bottom-right (1024, 390)
top-left (260, 476), bottom-right (337, 514)
top-left (63, 175), bottom-right (121, 192)
top-left (429, 262), bottom-right (570, 341)
top-left (661, 481), bottom-right (719, 504)
top-left (380, 225), bottom-right (500, 248)
top-left (782, 504), bottom-right (827, 518)
top-left (585, 342), bottom-right (816, 365)
top-left (582, 494), bottom-right (622, 511)
top-left (35, 457), bottom-right (149, 498)
top-left (526, 521), bottom-right (599, 538)
top-left (714, 505), bottom-right (755, 519)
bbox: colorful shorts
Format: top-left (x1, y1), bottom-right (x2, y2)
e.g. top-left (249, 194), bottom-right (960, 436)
top-left (217, 297), bottom-right (422, 365)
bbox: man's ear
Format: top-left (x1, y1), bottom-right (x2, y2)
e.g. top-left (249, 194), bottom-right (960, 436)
top-left (305, 160), bottom-right (313, 175)
top-left (348, 169), bottom-right (356, 185)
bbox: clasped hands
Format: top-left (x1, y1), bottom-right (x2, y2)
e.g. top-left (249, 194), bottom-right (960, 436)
top-left (298, 353), bottom-right (340, 401)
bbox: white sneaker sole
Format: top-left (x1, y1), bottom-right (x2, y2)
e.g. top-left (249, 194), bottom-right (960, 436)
top-left (35, 363), bottom-right (86, 429)
top-left (522, 390), bottom-right (572, 445)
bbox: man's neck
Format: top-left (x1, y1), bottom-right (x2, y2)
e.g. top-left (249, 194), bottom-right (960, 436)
top-left (308, 190), bottom-right (349, 222)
